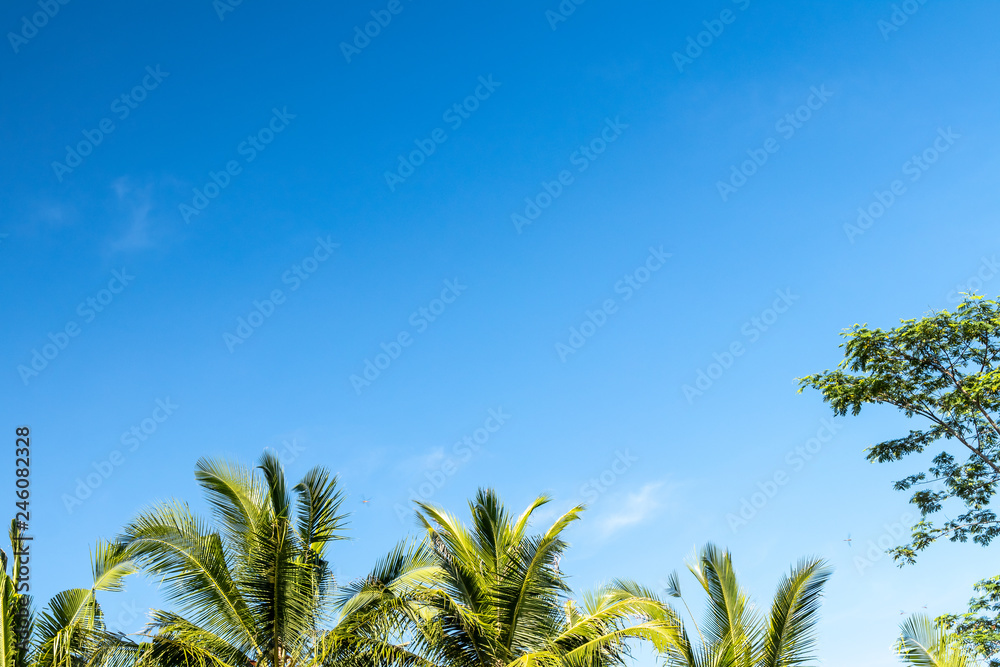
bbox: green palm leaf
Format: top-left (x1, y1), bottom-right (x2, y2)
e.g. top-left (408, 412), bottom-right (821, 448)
top-left (116, 452), bottom-right (350, 667)
top-left (344, 489), bottom-right (676, 667)
top-left (759, 558), bottom-right (831, 667)
top-left (654, 545), bottom-right (831, 667)
top-left (898, 614), bottom-right (972, 667)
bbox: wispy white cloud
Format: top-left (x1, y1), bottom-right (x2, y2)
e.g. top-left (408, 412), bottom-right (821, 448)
top-left (594, 481), bottom-right (670, 537)
top-left (394, 446), bottom-right (447, 477)
top-left (109, 177), bottom-right (156, 251)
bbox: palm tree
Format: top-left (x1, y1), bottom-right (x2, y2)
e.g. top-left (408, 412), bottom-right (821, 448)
top-left (656, 544), bottom-right (831, 667)
top-left (898, 614), bottom-right (973, 667)
top-left (107, 451), bottom-right (348, 667)
top-left (0, 522), bottom-right (133, 667)
top-left (32, 541), bottom-right (136, 667)
top-left (327, 489), bottom-right (678, 667)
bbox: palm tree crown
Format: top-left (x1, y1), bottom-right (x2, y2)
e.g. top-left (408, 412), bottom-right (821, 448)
top-left (113, 452), bottom-right (347, 667)
top-left (330, 489), bottom-right (676, 667)
top-left (658, 544), bottom-right (831, 667)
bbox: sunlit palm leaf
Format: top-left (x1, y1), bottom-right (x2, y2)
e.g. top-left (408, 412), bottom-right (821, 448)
top-left (654, 545), bottom-right (830, 667)
top-left (347, 489), bottom-right (677, 667)
top-left (898, 614), bottom-right (971, 667)
top-left (116, 452), bottom-right (350, 667)
top-left (759, 558), bottom-right (831, 667)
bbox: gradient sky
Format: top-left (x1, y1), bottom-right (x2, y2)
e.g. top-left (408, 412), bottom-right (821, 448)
top-left (3, 1), bottom-right (1000, 665)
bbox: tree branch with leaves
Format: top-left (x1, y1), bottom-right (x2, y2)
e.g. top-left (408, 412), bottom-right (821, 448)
top-left (800, 294), bottom-right (1000, 664)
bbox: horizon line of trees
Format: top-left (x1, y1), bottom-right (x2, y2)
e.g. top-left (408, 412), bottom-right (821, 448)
top-left (6, 292), bottom-right (1000, 667)
top-left (0, 454), bottom-right (839, 667)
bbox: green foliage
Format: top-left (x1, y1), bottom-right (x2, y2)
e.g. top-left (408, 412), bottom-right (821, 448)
top-left (330, 489), bottom-right (678, 667)
top-left (656, 545), bottom-right (831, 667)
top-left (800, 294), bottom-right (1000, 664)
top-left (799, 295), bottom-right (1000, 562)
top-left (21, 532), bottom-right (134, 667)
top-left (937, 575), bottom-right (1000, 666)
top-left (106, 451), bottom-right (349, 667)
top-left (898, 614), bottom-right (974, 667)
top-left (5, 456), bottom-right (840, 667)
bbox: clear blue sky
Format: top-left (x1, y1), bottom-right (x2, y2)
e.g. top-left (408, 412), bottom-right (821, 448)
top-left (3, 1), bottom-right (999, 664)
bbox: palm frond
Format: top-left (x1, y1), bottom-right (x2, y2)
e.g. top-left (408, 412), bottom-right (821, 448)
top-left (691, 543), bottom-right (763, 660)
top-left (898, 614), bottom-right (971, 667)
top-left (293, 467), bottom-right (348, 558)
top-left (91, 541), bottom-right (138, 593)
top-left (759, 557), bottom-right (831, 667)
top-left (194, 457), bottom-right (265, 560)
top-left (120, 500), bottom-right (259, 654)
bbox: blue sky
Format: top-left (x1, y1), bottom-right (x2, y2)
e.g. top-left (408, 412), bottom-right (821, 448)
top-left (2, 0), bottom-right (999, 664)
